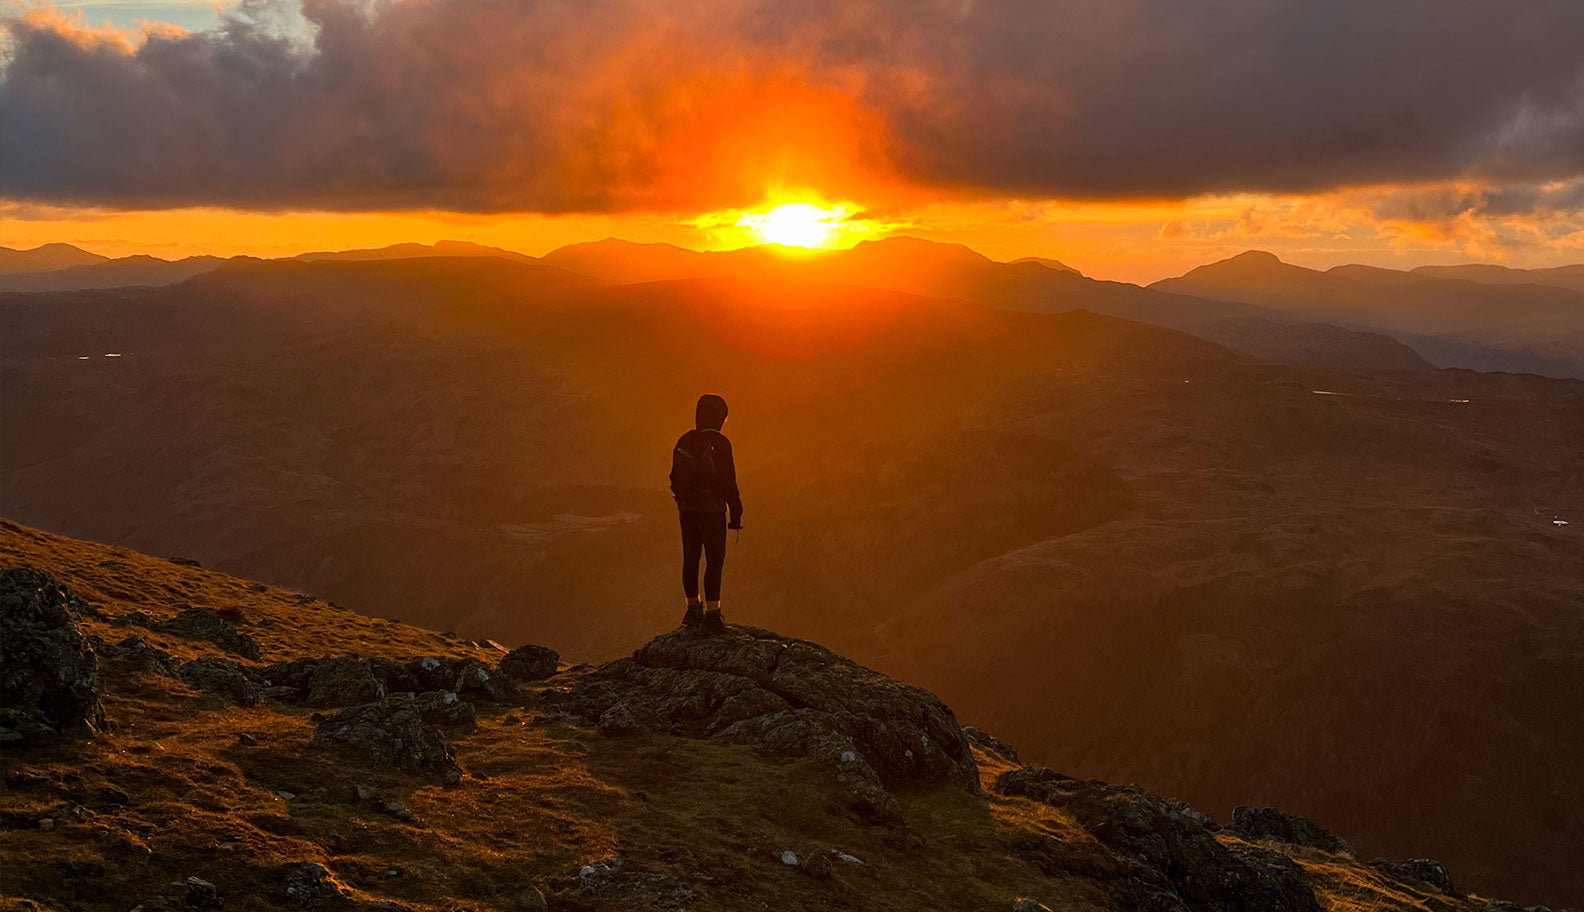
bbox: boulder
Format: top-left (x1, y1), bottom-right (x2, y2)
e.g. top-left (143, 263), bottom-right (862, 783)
top-left (498, 644), bottom-right (559, 682)
top-left (406, 655), bottom-right (469, 692)
top-left (178, 657), bottom-right (263, 706)
top-left (307, 656), bottom-right (386, 707)
top-left (995, 767), bottom-right (1320, 912)
top-left (1370, 858), bottom-right (1457, 896)
top-left (562, 626), bottom-right (979, 806)
top-left (453, 658), bottom-right (517, 702)
top-left (0, 568), bottom-right (105, 738)
top-left (96, 635), bottom-right (180, 677)
top-left (312, 691), bottom-right (474, 772)
top-left (1230, 806), bottom-right (1353, 855)
top-left (155, 606), bottom-right (261, 660)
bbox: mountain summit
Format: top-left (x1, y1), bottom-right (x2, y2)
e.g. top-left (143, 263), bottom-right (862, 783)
top-left (2, 521), bottom-right (1569, 912)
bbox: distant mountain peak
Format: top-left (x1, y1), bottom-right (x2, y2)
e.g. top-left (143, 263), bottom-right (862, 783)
top-left (1224, 250), bottom-right (1284, 265)
top-left (1008, 255), bottom-right (1081, 276)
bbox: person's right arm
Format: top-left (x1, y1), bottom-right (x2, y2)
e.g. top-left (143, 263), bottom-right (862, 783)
top-left (718, 437), bottom-right (743, 529)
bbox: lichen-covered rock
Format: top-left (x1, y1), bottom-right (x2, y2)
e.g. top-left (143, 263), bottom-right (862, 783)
top-left (562, 625), bottom-right (979, 811)
top-left (260, 657), bottom-right (324, 700)
top-left (0, 567), bottom-right (105, 738)
top-left (1370, 858), bottom-right (1458, 896)
top-left (156, 606), bottom-right (261, 660)
top-left (1231, 806), bottom-right (1353, 856)
top-left (178, 657), bottom-right (263, 706)
top-left (498, 644), bottom-right (559, 682)
top-left (995, 767), bottom-right (1321, 912)
top-left (312, 691), bottom-right (475, 772)
top-left (307, 656), bottom-right (386, 707)
top-left (453, 658), bottom-right (517, 702)
top-left (406, 655), bottom-right (468, 692)
top-left (95, 635), bottom-right (180, 677)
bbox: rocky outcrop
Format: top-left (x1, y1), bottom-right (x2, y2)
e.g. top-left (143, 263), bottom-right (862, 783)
top-left (312, 691), bottom-right (475, 772)
top-left (498, 644), bottom-right (559, 682)
top-left (155, 606), bottom-right (261, 660)
top-left (0, 568), bottom-right (105, 740)
top-left (453, 658), bottom-right (517, 702)
top-left (259, 654), bottom-right (519, 708)
top-left (94, 634), bottom-right (180, 676)
top-left (561, 625), bottom-right (979, 822)
top-left (1230, 806), bottom-right (1353, 856)
top-left (995, 767), bottom-right (1320, 912)
top-left (963, 725), bottom-right (1021, 765)
top-left (178, 657), bottom-right (263, 706)
top-left (1370, 858), bottom-right (1457, 896)
top-left (307, 656), bottom-right (386, 707)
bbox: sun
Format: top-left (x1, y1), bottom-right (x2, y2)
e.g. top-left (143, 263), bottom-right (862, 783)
top-left (738, 202), bottom-right (843, 248)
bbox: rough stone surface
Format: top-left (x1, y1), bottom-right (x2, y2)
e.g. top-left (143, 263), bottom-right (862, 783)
top-left (996, 767), bottom-right (1321, 912)
top-left (1230, 806), bottom-right (1353, 855)
top-left (0, 567), bottom-right (105, 738)
top-left (498, 644), bottom-right (559, 682)
top-left (562, 626), bottom-right (979, 806)
top-left (313, 691), bottom-right (475, 772)
top-left (282, 861), bottom-right (347, 906)
top-left (95, 635), bottom-right (180, 677)
top-left (307, 656), bottom-right (387, 708)
top-left (156, 606), bottom-right (261, 660)
top-left (453, 658), bottom-right (517, 702)
top-left (178, 657), bottom-right (263, 706)
top-left (963, 725), bottom-right (1021, 765)
top-left (1370, 858), bottom-right (1457, 896)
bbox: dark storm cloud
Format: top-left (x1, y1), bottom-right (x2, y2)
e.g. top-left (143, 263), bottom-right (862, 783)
top-left (2, 0), bottom-right (1582, 211)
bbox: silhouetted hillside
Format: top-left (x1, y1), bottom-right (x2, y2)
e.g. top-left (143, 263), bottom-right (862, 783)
top-left (1153, 252), bottom-right (1584, 377)
top-left (0, 254), bottom-right (228, 292)
top-left (0, 242), bottom-right (107, 275)
top-left (296, 240), bottom-right (537, 263)
top-left (3, 255), bottom-right (1581, 903)
top-left (542, 238), bottom-right (1433, 371)
top-left (1413, 263), bottom-right (1584, 293)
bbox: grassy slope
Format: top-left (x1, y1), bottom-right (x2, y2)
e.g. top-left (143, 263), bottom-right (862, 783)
top-left (0, 520), bottom-right (1498, 911)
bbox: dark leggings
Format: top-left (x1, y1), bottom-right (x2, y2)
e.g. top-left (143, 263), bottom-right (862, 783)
top-left (680, 510), bottom-right (728, 601)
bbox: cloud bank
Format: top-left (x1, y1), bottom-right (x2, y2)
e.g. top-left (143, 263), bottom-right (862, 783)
top-left (2, 0), bottom-right (1582, 212)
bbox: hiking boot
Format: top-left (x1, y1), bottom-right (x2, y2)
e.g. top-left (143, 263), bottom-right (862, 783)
top-left (681, 601), bottom-right (703, 629)
top-left (700, 608), bottom-right (726, 636)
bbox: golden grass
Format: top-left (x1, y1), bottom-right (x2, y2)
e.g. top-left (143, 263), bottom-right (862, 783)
top-left (0, 520), bottom-right (1507, 911)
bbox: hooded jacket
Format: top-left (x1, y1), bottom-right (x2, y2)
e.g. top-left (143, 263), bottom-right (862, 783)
top-left (670, 394), bottom-right (743, 522)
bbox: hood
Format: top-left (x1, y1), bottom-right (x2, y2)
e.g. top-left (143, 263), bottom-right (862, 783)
top-left (695, 394), bottom-right (728, 430)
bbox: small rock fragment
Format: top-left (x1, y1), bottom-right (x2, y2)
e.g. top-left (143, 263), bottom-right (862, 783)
top-left (801, 850), bottom-right (834, 879)
top-left (379, 801), bottom-right (413, 821)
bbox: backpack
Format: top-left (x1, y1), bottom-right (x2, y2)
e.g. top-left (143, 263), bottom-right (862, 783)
top-left (672, 432), bottom-right (719, 502)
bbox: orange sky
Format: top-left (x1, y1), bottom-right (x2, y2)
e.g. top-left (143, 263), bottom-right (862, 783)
top-left (2, 2), bottom-right (1581, 283)
top-left (6, 186), bottom-right (1581, 285)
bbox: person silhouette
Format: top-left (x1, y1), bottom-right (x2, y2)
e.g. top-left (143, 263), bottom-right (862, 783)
top-left (669, 394), bottom-right (743, 634)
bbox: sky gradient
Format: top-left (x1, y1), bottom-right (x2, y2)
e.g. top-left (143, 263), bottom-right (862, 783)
top-left (2, 0), bottom-right (1581, 283)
